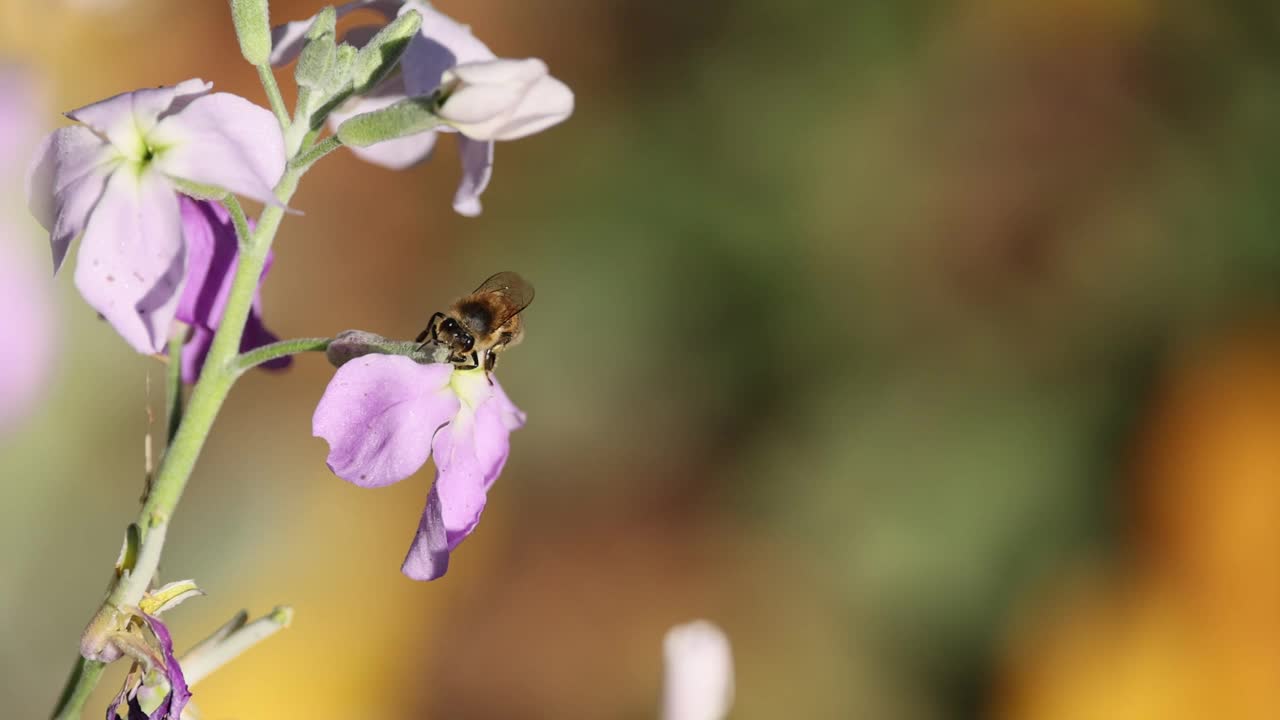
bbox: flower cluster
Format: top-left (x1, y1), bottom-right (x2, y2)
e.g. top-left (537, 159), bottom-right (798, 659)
top-left (272, 0), bottom-right (572, 215)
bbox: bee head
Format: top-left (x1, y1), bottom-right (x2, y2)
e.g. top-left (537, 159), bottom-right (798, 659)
top-left (440, 317), bottom-right (475, 352)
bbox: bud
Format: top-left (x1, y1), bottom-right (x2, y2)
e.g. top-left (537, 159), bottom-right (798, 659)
top-left (229, 0), bottom-right (273, 66)
top-left (435, 58), bottom-right (574, 141)
top-left (351, 9), bottom-right (423, 95)
top-left (295, 6), bottom-right (337, 90)
top-left (325, 329), bottom-right (448, 368)
top-left (661, 621), bottom-right (734, 720)
top-left (335, 97), bottom-right (441, 148)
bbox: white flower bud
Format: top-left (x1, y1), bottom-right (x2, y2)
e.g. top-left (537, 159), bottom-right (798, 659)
top-left (661, 620), bottom-right (734, 720)
top-left (436, 58), bottom-right (573, 141)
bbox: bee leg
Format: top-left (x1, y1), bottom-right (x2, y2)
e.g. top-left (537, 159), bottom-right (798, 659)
top-left (415, 312), bottom-right (445, 347)
top-left (484, 352), bottom-right (497, 384)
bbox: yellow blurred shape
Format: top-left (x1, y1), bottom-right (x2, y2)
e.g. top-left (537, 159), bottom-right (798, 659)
top-left (993, 324), bottom-right (1280, 720)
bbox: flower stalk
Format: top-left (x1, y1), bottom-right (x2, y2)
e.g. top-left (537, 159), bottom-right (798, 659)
top-left (50, 139), bottom-right (311, 720)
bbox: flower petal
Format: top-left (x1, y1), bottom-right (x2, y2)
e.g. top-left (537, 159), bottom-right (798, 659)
top-left (66, 80), bottom-right (211, 158)
top-left (150, 93), bottom-right (285, 205)
top-left (269, 0), bottom-right (402, 66)
top-left (142, 613), bottom-right (190, 720)
top-left (661, 621), bottom-right (735, 720)
top-left (399, 2), bottom-right (495, 97)
top-left (313, 356), bottom-right (459, 487)
top-left (487, 74), bottom-right (575, 141)
top-left (452, 137), bottom-right (493, 217)
top-left (326, 77), bottom-right (439, 170)
top-left (431, 374), bottom-right (522, 548)
top-left (27, 126), bottom-right (121, 271)
top-left (401, 484), bottom-right (451, 580)
top-left (73, 169), bottom-right (184, 354)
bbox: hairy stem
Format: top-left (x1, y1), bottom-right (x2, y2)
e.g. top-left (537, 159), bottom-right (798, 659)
top-left (290, 135), bottom-right (342, 171)
top-left (257, 64), bottom-right (290, 130)
top-left (233, 337), bottom-right (331, 375)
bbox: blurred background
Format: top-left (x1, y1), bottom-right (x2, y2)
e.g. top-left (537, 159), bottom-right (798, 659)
top-left (4, 0), bottom-right (1280, 717)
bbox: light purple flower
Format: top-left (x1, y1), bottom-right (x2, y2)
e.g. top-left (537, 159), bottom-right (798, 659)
top-left (175, 197), bottom-right (288, 383)
top-left (271, 0), bottom-right (572, 216)
top-left (662, 621), bottom-right (735, 720)
top-left (0, 68), bottom-right (57, 434)
top-left (27, 79), bottom-right (285, 354)
top-left (105, 613), bottom-right (191, 720)
top-left (311, 355), bottom-right (525, 580)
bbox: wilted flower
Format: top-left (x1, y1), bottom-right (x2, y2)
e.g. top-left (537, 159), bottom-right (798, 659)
top-left (27, 79), bottom-right (285, 354)
top-left (312, 355), bottom-right (525, 580)
top-left (0, 68), bottom-right (56, 434)
top-left (175, 197), bottom-right (288, 383)
top-left (271, 0), bottom-right (572, 216)
top-left (662, 621), bottom-right (735, 720)
top-left (104, 613), bottom-right (191, 720)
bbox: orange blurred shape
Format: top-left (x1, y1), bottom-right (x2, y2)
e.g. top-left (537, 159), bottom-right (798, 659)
top-left (992, 323), bottom-right (1280, 720)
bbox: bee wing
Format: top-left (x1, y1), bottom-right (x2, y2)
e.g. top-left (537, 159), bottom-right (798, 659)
top-left (473, 271), bottom-right (535, 324)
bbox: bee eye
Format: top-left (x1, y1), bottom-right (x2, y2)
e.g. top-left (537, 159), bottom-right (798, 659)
top-left (463, 336), bottom-right (475, 351)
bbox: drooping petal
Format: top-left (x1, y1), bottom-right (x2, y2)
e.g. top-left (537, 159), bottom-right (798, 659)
top-left (175, 197), bottom-right (287, 383)
top-left (27, 126), bottom-right (121, 270)
top-left (401, 484), bottom-right (450, 580)
top-left (150, 93), bottom-right (285, 205)
top-left (66, 80), bottom-right (212, 159)
top-left (399, 1), bottom-right (495, 97)
top-left (313, 356), bottom-right (459, 487)
top-left (661, 621), bottom-right (735, 720)
top-left (326, 76), bottom-right (439, 170)
top-left (452, 137), bottom-right (493, 217)
top-left (73, 169), bottom-right (185, 354)
top-left (142, 613), bottom-right (191, 719)
top-left (430, 371), bottom-right (523, 548)
top-left (269, 0), bottom-right (402, 67)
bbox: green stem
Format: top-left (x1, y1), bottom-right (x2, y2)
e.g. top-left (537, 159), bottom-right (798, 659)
top-left (290, 135), bottom-right (342, 171)
top-left (50, 153), bottom-right (314, 720)
top-left (257, 64), bottom-right (290, 130)
top-left (165, 333), bottom-right (184, 445)
top-left (223, 195), bottom-right (254, 252)
top-left (233, 337), bottom-right (331, 375)
top-left (50, 658), bottom-right (104, 720)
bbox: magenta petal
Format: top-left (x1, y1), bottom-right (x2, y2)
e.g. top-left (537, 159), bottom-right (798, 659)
top-left (27, 126), bottom-right (118, 271)
top-left (452, 137), bottom-right (493, 217)
top-left (313, 357), bottom-right (459, 487)
top-left (174, 198), bottom-right (286, 383)
top-left (141, 613), bottom-right (190, 719)
top-left (401, 484), bottom-right (451, 580)
top-left (73, 170), bottom-right (185, 354)
top-left (151, 93), bottom-right (285, 206)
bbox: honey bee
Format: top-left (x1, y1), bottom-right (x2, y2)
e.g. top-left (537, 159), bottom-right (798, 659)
top-left (416, 271), bottom-right (534, 374)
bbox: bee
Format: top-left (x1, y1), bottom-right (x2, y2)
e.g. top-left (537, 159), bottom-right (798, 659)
top-left (416, 271), bottom-right (535, 374)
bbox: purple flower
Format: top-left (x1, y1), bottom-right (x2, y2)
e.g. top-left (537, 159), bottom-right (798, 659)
top-left (311, 355), bottom-right (525, 580)
top-left (27, 79), bottom-right (285, 354)
top-left (105, 613), bottom-right (191, 720)
top-left (0, 68), bottom-right (56, 433)
top-left (175, 197), bottom-right (288, 383)
top-left (271, 0), bottom-right (572, 216)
